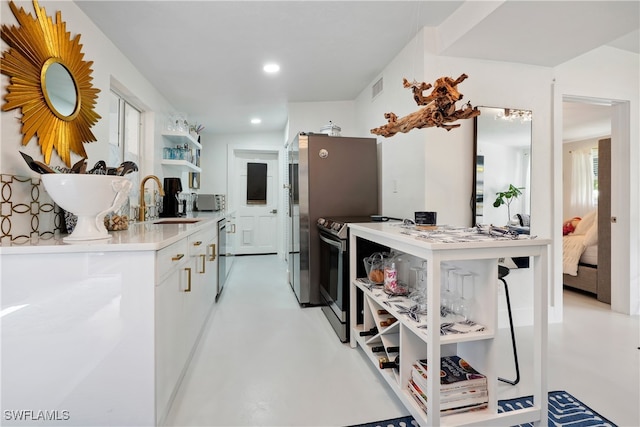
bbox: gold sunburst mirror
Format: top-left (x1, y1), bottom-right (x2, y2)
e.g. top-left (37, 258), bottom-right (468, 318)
top-left (1, 0), bottom-right (101, 167)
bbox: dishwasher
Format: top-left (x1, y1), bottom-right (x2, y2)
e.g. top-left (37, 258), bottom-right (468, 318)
top-left (216, 218), bottom-right (227, 300)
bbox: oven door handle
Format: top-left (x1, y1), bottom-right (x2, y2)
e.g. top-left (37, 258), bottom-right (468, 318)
top-left (319, 232), bottom-right (346, 252)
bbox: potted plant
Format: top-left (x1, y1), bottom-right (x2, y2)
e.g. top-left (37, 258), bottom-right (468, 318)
top-left (493, 184), bottom-right (524, 224)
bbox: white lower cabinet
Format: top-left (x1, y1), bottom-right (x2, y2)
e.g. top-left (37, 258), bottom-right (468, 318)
top-left (155, 226), bottom-right (218, 424)
top-left (0, 219), bottom-right (220, 426)
top-left (348, 223), bottom-right (550, 427)
top-left (1, 250), bottom-right (157, 426)
top-left (155, 239), bottom-right (189, 424)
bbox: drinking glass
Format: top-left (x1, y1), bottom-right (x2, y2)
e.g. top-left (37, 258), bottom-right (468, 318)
top-left (444, 266), bottom-right (462, 320)
top-left (440, 264), bottom-right (456, 314)
top-left (409, 262), bottom-right (427, 314)
top-left (455, 272), bottom-right (475, 321)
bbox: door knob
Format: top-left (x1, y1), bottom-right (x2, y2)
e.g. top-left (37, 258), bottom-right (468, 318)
top-left (270, 209), bottom-right (278, 214)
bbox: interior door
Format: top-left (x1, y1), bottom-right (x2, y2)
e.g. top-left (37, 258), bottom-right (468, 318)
top-left (233, 151), bottom-right (279, 255)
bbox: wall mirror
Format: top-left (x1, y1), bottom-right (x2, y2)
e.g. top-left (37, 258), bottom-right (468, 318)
top-left (41, 59), bottom-right (79, 119)
top-left (1, 0), bottom-right (100, 167)
top-left (472, 106), bottom-right (532, 229)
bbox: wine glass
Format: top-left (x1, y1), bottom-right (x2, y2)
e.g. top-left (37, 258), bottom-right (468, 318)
top-left (440, 264), bottom-right (455, 313)
top-left (442, 265), bottom-right (461, 320)
top-left (410, 262), bottom-right (428, 314)
top-left (455, 271), bottom-right (475, 322)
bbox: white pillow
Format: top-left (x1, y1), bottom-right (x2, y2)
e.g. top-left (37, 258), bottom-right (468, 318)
top-left (573, 210), bottom-right (597, 235)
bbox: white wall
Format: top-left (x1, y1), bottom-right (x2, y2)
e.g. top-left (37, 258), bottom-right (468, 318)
top-left (553, 46), bottom-right (639, 315)
top-left (355, 28), bottom-right (554, 325)
top-left (286, 100), bottom-right (357, 144)
top-left (199, 131), bottom-right (285, 195)
top-left (0, 0), bottom-right (176, 186)
top-left (354, 29), bottom-right (426, 221)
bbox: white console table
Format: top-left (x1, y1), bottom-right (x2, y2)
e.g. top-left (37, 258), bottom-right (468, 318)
top-left (348, 223), bottom-right (550, 426)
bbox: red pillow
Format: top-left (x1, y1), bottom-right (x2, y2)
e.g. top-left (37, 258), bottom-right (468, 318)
top-left (562, 217), bottom-right (581, 235)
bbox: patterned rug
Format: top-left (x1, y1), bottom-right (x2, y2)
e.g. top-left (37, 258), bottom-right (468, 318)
top-left (350, 390), bottom-right (617, 427)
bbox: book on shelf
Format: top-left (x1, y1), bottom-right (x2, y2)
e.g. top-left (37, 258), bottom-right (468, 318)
top-left (408, 379), bottom-right (488, 411)
top-left (407, 382), bottom-right (488, 416)
top-left (412, 355), bottom-right (487, 392)
top-left (407, 354), bottom-right (488, 416)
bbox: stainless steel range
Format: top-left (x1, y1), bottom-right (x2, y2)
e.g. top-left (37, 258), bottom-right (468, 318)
top-left (316, 216), bottom-right (389, 342)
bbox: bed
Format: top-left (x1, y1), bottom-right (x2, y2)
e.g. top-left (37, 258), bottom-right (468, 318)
top-left (562, 139), bottom-right (611, 304)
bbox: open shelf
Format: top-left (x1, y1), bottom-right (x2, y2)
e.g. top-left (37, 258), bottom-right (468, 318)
top-left (161, 159), bottom-right (202, 172)
top-left (162, 131), bottom-right (202, 149)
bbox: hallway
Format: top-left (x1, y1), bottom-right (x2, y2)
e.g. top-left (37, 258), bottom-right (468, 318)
top-left (164, 255), bottom-right (406, 426)
top-left (165, 255), bottom-right (639, 426)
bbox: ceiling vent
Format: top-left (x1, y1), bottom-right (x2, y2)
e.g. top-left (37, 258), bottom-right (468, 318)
top-left (372, 77), bottom-right (383, 99)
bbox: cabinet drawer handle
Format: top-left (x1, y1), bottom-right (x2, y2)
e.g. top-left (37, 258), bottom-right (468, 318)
top-left (199, 254), bottom-right (206, 274)
top-left (184, 267), bottom-right (192, 292)
top-left (172, 254), bottom-right (185, 261)
top-left (208, 243), bottom-right (216, 261)
top-left (193, 241), bottom-right (202, 246)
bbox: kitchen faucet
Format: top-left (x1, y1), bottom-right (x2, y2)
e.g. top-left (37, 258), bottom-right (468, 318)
top-left (139, 175), bottom-right (165, 222)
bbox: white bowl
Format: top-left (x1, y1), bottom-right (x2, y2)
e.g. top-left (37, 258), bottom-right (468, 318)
top-left (42, 174), bottom-right (132, 242)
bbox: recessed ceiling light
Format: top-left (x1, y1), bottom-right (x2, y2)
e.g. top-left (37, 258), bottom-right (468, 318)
top-left (263, 63), bottom-right (280, 74)
top-left (251, 118), bottom-right (262, 124)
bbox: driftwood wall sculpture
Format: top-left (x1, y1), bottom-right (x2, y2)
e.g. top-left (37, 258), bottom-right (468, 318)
top-left (371, 74), bottom-right (480, 137)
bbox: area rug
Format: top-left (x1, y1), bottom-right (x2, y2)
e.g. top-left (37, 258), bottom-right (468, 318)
top-left (350, 390), bottom-right (617, 427)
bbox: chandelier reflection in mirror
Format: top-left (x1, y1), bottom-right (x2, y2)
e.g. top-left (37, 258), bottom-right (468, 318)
top-left (496, 108), bottom-right (532, 123)
top-left (0, 0), bottom-right (101, 166)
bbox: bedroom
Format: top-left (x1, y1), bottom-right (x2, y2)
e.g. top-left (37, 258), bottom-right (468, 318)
top-left (562, 99), bottom-right (613, 305)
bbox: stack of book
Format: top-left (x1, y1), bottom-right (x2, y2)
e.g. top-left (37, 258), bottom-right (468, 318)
top-left (407, 355), bottom-right (488, 416)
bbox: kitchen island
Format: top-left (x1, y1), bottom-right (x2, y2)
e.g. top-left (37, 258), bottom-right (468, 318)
top-left (348, 223), bottom-right (550, 426)
top-left (0, 212), bottom-right (224, 426)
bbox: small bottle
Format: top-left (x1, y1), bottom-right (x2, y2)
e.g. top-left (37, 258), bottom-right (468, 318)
top-left (359, 327), bottom-right (378, 337)
top-left (379, 317), bottom-right (398, 327)
top-left (379, 355), bottom-right (400, 370)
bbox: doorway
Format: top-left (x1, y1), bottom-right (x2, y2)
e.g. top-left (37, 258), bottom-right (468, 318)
top-left (228, 148), bottom-right (280, 255)
top-left (558, 95), bottom-right (631, 315)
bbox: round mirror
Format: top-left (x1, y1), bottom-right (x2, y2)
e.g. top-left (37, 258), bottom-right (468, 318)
top-left (41, 59), bottom-right (79, 120)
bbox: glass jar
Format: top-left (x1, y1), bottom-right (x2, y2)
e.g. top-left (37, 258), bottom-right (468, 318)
top-left (104, 198), bottom-right (129, 231)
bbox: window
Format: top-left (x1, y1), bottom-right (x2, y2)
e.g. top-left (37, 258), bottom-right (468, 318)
top-left (109, 90), bottom-right (141, 167)
top-left (246, 162), bottom-right (267, 205)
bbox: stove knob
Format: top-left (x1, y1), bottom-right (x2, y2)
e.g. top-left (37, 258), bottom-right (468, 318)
top-left (332, 223), bottom-right (341, 231)
top-left (317, 218), bottom-right (325, 226)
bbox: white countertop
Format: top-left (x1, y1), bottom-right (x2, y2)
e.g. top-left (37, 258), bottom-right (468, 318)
top-left (0, 211), bottom-right (226, 255)
top-left (348, 222), bottom-right (551, 250)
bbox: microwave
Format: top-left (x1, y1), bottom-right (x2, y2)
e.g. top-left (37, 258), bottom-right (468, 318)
top-left (197, 194), bottom-right (225, 211)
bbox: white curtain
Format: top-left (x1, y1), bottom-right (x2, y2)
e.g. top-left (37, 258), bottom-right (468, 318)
top-left (570, 149), bottom-right (595, 216)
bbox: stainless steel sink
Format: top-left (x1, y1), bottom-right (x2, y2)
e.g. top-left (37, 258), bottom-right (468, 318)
top-left (153, 218), bottom-right (203, 224)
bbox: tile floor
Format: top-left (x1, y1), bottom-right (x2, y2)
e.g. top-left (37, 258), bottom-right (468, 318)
top-left (165, 255), bottom-right (639, 427)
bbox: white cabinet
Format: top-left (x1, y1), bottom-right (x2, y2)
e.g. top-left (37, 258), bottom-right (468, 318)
top-left (348, 223), bottom-right (550, 427)
top-left (1, 216), bottom-right (223, 426)
top-left (1, 250), bottom-right (157, 427)
top-left (161, 131), bottom-right (202, 173)
top-left (186, 226), bottom-right (218, 336)
top-left (155, 240), bottom-right (190, 422)
top-left (155, 225), bottom-right (218, 424)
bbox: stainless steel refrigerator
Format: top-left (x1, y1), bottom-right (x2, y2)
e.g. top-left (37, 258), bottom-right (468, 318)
top-left (286, 132), bottom-right (379, 305)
